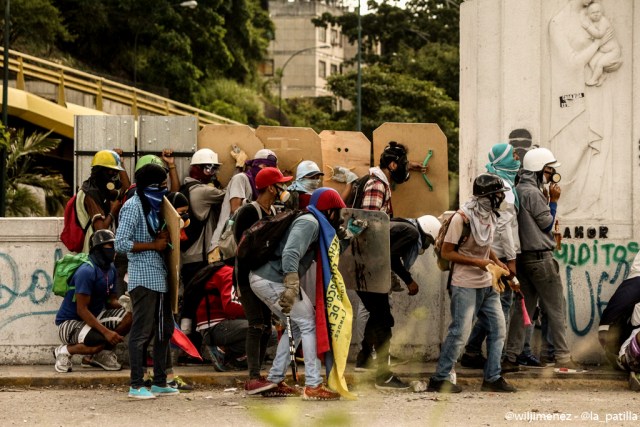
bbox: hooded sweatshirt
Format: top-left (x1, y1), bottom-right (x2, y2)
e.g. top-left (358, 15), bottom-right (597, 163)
top-left (515, 171), bottom-right (556, 251)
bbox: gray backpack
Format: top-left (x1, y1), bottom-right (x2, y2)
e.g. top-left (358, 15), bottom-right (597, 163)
top-left (217, 202), bottom-right (261, 261)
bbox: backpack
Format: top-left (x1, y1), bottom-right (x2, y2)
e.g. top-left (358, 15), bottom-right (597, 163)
top-left (433, 210), bottom-right (471, 271)
top-left (60, 192), bottom-right (91, 253)
top-left (218, 202), bottom-right (262, 261)
top-left (345, 175), bottom-right (384, 209)
top-left (179, 181), bottom-right (210, 252)
top-left (236, 210), bottom-right (305, 271)
top-left (52, 252), bottom-right (93, 301)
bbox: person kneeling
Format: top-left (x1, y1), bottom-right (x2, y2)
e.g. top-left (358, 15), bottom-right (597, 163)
top-left (54, 230), bottom-right (132, 373)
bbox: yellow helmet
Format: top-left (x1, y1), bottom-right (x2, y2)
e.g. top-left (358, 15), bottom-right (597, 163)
top-left (91, 150), bottom-right (125, 171)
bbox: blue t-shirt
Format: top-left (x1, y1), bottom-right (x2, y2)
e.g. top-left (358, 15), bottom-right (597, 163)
top-left (55, 257), bottom-right (117, 326)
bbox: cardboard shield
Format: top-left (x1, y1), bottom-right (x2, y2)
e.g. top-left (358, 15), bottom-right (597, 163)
top-left (162, 197), bottom-right (182, 314)
top-left (338, 208), bottom-right (391, 294)
top-left (255, 126), bottom-right (323, 178)
top-left (319, 130), bottom-right (372, 194)
top-left (198, 124), bottom-right (264, 187)
top-left (373, 123), bottom-right (449, 218)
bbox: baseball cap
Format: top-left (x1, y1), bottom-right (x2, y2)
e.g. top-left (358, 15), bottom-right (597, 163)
top-left (255, 167), bottom-right (292, 190)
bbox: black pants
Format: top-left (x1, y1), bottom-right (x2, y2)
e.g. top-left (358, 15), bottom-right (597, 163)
top-left (357, 291), bottom-right (394, 378)
top-left (181, 260), bottom-right (207, 320)
top-left (239, 281), bottom-right (272, 379)
top-left (129, 286), bottom-right (174, 389)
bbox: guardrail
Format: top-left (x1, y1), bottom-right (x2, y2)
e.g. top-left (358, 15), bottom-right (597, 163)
top-left (0, 47), bottom-right (242, 127)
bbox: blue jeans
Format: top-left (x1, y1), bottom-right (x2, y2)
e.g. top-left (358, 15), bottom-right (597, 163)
top-left (250, 272), bottom-right (322, 387)
top-left (465, 285), bottom-right (513, 357)
top-left (433, 286), bottom-right (505, 382)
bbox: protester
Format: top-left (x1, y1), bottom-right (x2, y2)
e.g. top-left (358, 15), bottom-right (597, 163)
top-left (115, 157), bottom-right (177, 399)
top-left (503, 148), bottom-right (582, 373)
top-left (428, 173), bottom-right (516, 393)
top-left (250, 188), bottom-right (351, 400)
top-left (287, 160), bottom-right (324, 210)
top-left (461, 143), bottom-right (525, 370)
top-left (54, 230), bottom-right (132, 373)
top-left (234, 167), bottom-right (291, 395)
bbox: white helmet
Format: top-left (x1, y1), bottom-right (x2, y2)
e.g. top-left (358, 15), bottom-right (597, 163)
top-left (191, 148), bottom-right (220, 165)
top-left (417, 215), bottom-right (441, 240)
top-left (522, 147), bottom-right (561, 172)
top-left (254, 148), bottom-right (277, 161)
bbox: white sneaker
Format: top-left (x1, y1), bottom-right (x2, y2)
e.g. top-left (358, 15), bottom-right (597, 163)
top-left (91, 350), bottom-right (121, 371)
top-left (53, 345), bottom-right (72, 373)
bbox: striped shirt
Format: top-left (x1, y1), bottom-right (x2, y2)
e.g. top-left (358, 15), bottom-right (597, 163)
top-left (115, 194), bottom-right (167, 293)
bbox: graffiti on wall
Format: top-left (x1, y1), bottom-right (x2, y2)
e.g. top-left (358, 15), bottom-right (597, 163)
top-left (0, 249), bottom-right (61, 331)
top-left (555, 241), bottom-right (639, 337)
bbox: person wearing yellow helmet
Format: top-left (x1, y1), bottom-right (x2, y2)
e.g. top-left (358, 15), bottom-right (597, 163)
top-left (76, 149), bottom-right (131, 253)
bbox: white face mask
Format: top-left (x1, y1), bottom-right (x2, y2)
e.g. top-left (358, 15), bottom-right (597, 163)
top-left (498, 198), bottom-right (508, 211)
top-left (300, 178), bottom-right (320, 193)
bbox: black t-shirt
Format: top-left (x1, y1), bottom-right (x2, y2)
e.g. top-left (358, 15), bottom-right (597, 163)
top-left (234, 202), bottom-right (274, 289)
top-left (599, 276), bottom-right (640, 348)
top-left (389, 220), bottom-right (420, 285)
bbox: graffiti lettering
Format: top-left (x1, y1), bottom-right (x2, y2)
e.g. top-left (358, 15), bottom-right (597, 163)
top-left (562, 226), bottom-right (609, 239)
top-left (0, 249), bottom-right (60, 330)
top-left (554, 241), bottom-right (639, 267)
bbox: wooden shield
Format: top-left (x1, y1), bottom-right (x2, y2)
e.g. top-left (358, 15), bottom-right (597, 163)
top-left (338, 209), bottom-right (390, 294)
top-left (373, 123), bottom-right (449, 218)
top-left (198, 124), bottom-right (264, 187)
top-left (162, 197), bottom-right (182, 314)
top-left (319, 130), bottom-right (372, 193)
top-left (255, 126), bottom-right (322, 178)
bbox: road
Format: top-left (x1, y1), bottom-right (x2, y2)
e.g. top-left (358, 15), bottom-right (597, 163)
top-left (1, 382), bottom-right (639, 426)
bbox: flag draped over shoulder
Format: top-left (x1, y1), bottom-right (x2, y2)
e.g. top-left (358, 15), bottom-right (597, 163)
top-left (308, 205), bottom-right (356, 400)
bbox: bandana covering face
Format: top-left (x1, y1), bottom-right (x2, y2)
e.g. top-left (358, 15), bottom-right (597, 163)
top-left (460, 196), bottom-right (497, 247)
top-left (288, 177), bottom-right (321, 194)
top-left (244, 158), bottom-right (278, 199)
top-left (486, 143), bottom-right (520, 210)
top-left (142, 185), bottom-right (168, 233)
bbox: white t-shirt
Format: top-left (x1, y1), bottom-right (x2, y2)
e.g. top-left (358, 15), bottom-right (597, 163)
top-left (209, 173), bottom-right (253, 251)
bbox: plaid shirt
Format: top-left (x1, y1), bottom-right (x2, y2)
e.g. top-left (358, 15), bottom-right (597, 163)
top-left (361, 176), bottom-right (393, 216)
top-left (115, 194), bottom-right (167, 293)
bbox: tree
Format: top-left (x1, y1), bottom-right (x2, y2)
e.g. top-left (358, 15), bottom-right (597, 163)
top-left (0, 127), bottom-right (68, 216)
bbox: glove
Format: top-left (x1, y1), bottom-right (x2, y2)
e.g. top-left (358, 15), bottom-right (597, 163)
top-left (347, 218), bottom-right (368, 237)
top-left (331, 166), bottom-right (358, 184)
top-left (486, 263), bottom-right (509, 293)
top-left (118, 294), bottom-right (133, 313)
top-left (230, 145), bottom-right (248, 168)
top-left (279, 272), bottom-right (300, 314)
top-left (508, 276), bottom-right (521, 293)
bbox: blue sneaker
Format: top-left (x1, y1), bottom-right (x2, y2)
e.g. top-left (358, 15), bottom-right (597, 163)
top-left (151, 384), bottom-right (180, 396)
top-left (204, 345), bottom-right (227, 372)
top-left (128, 387), bottom-right (156, 399)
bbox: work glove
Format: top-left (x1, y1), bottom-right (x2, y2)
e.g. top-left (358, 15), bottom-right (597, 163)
top-left (508, 276), bottom-right (521, 293)
top-left (118, 294), bottom-right (133, 313)
top-left (230, 145), bottom-right (248, 168)
top-left (347, 218), bottom-right (368, 237)
top-left (331, 166), bottom-right (358, 184)
top-left (279, 272), bottom-right (300, 314)
top-left (486, 264), bottom-right (509, 293)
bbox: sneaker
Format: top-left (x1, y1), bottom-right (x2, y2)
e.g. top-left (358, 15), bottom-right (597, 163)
top-left (168, 376), bottom-right (194, 392)
top-left (540, 354), bottom-right (556, 366)
top-left (53, 345), bottom-right (72, 373)
top-left (516, 353), bottom-right (545, 368)
top-left (81, 356), bottom-right (98, 368)
top-left (629, 372), bottom-right (640, 391)
top-left (245, 377), bottom-right (278, 395)
top-left (150, 384), bottom-right (180, 396)
top-left (461, 352), bottom-right (487, 369)
top-left (302, 384), bottom-right (341, 401)
top-left (501, 358), bottom-right (521, 374)
top-left (375, 374), bottom-right (410, 391)
top-left (481, 376), bottom-right (517, 393)
top-left (554, 359), bottom-right (586, 374)
top-left (204, 345), bottom-right (226, 372)
top-left (427, 378), bottom-right (462, 393)
top-left (91, 350), bottom-right (122, 371)
top-left (128, 387), bottom-right (156, 399)
top-left (262, 381), bottom-right (302, 397)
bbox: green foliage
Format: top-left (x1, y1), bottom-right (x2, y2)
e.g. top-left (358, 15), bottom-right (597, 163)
top-left (2, 127), bottom-right (69, 217)
top-left (0, 0), bottom-right (73, 54)
top-left (198, 78), bottom-right (277, 127)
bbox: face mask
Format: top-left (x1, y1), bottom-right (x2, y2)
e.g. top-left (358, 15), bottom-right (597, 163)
top-left (299, 178), bottom-right (320, 193)
top-left (390, 158), bottom-right (410, 184)
top-left (327, 209), bottom-right (344, 230)
top-left (93, 246), bottom-right (116, 268)
top-left (489, 193), bottom-right (505, 211)
top-left (179, 213), bottom-right (190, 229)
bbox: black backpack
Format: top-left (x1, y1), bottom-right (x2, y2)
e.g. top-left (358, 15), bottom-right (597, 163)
top-left (345, 174), bottom-right (381, 209)
top-left (179, 181), bottom-right (210, 252)
top-left (236, 210), bottom-right (305, 270)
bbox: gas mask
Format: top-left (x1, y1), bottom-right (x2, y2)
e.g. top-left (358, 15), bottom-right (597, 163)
top-left (390, 157), bottom-right (410, 184)
top-left (275, 185), bottom-right (291, 204)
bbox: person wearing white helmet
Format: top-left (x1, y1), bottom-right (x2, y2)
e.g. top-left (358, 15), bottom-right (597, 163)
top-left (210, 148), bottom-right (279, 252)
top-left (287, 160), bottom-right (324, 210)
top-left (503, 147), bottom-right (583, 373)
top-left (178, 148), bottom-right (226, 343)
